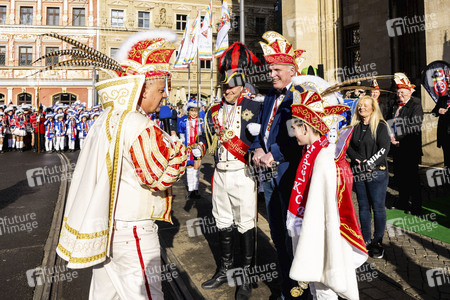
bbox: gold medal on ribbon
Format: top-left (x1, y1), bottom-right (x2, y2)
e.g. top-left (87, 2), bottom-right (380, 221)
top-left (225, 129), bottom-right (235, 140)
top-left (290, 281), bottom-right (309, 297)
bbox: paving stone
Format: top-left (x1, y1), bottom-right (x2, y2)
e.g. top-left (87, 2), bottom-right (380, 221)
top-left (386, 289), bottom-right (415, 299)
top-left (359, 287), bottom-right (389, 299)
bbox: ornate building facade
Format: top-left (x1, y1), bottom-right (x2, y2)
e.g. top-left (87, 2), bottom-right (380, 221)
top-left (0, 0), bottom-right (278, 107)
top-left (0, 0), bottom-right (98, 107)
top-left (97, 0), bottom-right (277, 105)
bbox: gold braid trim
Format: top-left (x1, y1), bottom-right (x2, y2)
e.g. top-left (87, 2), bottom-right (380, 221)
top-left (57, 243), bottom-right (107, 264)
top-left (62, 217), bottom-right (108, 239)
top-left (204, 107), bottom-right (219, 155)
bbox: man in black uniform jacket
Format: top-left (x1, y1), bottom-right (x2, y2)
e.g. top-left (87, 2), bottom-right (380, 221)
top-left (391, 73), bottom-right (424, 215)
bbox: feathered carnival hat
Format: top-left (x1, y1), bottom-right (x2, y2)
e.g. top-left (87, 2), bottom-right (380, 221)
top-left (291, 76), bottom-right (349, 136)
top-left (218, 42), bottom-right (262, 87)
top-left (371, 79), bottom-right (380, 89)
top-left (394, 72), bottom-right (415, 91)
top-left (33, 30), bottom-right (177, 111)
top-left (184, 99), bottom-right (203, 111)
top-left (259, 31), bottom-right (306, 71)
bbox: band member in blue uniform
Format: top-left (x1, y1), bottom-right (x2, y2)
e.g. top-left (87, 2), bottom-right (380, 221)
top-left (54, 113), bottom-right (66, 153)
top-left (65, 111), bottom-right (78, 152)
top-left (44, 113), bottom-right (55, 152)
top-left (77, 112), bottom-right (89, 149)
top-left (178, 99), bottom-right (206, 199)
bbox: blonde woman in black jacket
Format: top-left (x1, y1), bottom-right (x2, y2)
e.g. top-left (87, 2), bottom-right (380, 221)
top-left (347, 96), bottom-right (391, 258)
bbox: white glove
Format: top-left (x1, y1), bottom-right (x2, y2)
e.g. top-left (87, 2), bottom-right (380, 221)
top-left (247, 123), bottom-right (261, 136)
top-left (169, 134), bottom-right (180, 143)
top-left (179, 133), bottom-right (186, 144)
top-left (192, 148), bottom-right (202, 158)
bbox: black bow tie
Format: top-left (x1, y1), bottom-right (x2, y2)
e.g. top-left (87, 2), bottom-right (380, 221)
top-left (276, 88), bottom-right (287, 96)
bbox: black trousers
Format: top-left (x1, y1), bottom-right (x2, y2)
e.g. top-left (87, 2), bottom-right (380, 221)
top-left (395, 152), bottom-right (422, 212)
top-left (34, 132), bottom-right (45, 152)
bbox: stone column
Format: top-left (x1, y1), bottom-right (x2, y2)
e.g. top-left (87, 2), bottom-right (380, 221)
top-left (7, 87), bottom-right (13, 104)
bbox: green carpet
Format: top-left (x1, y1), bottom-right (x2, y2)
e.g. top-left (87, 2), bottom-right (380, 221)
top-left (386, 195), bottom-right (450, 244)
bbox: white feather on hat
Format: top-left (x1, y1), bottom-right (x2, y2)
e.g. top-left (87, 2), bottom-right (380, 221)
top-left (115, 30), bottom-right (177, 63)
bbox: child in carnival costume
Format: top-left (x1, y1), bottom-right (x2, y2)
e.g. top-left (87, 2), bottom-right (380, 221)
top-left (4, 107), bottom-right (16, 151)
top-left (44, 113), bottom-right (55, 152)
top-left (77, 112), bottom-right (89, 149)
top-left (14, 109), bottom-right (27, 152)
top-left (0, 111), bottom-right (4, 153)
top-left (65, 110), bottom-right (78, 152)
top-left (91, 111), bottom-right (100, 125)
top-left (178, 99), bottom-right (206, 199)
top-left (287, 75), bottom-right (368, 300)
top-left (54, 112), bottom-right (66, 153)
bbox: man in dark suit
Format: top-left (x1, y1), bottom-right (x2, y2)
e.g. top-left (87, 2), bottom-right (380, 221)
top-left (250, 31), bottom-right (306, 299)
top-left (391, 73), bottom-right (424, 215)
top-left (432, 92), bottom-right (450, 171)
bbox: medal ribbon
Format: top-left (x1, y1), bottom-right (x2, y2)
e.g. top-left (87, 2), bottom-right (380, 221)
top-left (267, 94), bottom-right (285, 132)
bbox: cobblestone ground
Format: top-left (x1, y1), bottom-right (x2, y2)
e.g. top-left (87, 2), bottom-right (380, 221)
top-left (353, 168), bottom-right (450, 300)
top-left (165, 154), bottom-right (443, 300)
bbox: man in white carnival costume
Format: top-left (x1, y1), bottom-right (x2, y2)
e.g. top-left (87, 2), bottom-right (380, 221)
top-left (287, 76), bottom-right (369, 300)
top-left (37, 30), bottom-right (187, 299)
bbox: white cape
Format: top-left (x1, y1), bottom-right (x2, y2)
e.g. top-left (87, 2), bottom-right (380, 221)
top-left (290, 144), bottom-right (361, 300)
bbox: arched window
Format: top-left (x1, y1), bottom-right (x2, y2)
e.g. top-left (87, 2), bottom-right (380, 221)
top-left (18, 92), bottom-right (32, 105)
top-left (53, 93), bottom-right (77, 105)
top-left (0, 93), bottom-right (5, 105)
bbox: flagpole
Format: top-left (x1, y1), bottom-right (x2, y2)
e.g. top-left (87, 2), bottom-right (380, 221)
top-left (240, 0), bottom-right (245, 43)
top-left (36, 76), bottom-right (41, 153)
top-left (197, 8), bottom-right (201, 109)
top-left (210, 0), bottom-right (214, 106)
top-left (210, 53), bottom-right (213, 105)
top-left (188, 64), bottom-right (191, 102)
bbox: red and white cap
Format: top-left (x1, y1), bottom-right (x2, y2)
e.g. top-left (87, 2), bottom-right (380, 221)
top-left (394, 72), bottom-right (415, 91)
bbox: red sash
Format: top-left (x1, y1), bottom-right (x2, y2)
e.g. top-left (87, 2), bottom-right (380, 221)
top-left (288, 136), bottom-right (329, 218)
top-left (210, 100), bottom-right (249, 164)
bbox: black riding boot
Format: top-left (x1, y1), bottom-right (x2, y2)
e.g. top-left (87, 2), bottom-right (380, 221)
top-left (202, 226), bottom-right (234, 289)
top-left (236, 228), bottom-right (255, 300)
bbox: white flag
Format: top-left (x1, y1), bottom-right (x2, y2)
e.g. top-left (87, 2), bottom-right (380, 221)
top-left (199, 1), bottom-right (213, 61)
top-left (174, 16), bottom-right (191, 69)
top-left (184, 12), bottom-right (201, 65)
top-left (215, 0), bottom-right (230, 58)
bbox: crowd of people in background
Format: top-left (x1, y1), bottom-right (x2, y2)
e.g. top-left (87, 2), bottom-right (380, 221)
top-left (0, 101), bottom-right (101, 153)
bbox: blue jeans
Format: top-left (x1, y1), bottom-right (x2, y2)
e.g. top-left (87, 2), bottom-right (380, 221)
top-left (354, 170), bottom-right (389, 244)
top-left (262, 178), bottom-right (296, 297)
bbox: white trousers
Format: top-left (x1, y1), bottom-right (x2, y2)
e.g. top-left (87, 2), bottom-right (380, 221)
top-left (186, 167), bottom-right (199, 191)
top-left (89, 220), bottom-right (164, 300)
top-left (68, 139), bottom-right (75, 150)
top-left (212, 167), bottom-right (257, 233)
top-left (45, 138), bottom-right (53, 151)
top-left (80, 138), bottom-right (85, 149)
top-left (310, 282), bottom-right (338, 300)
top-left (55, 136), bottom-right (64, 151)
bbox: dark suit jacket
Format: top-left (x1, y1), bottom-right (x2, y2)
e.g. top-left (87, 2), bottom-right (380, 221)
top-left (431, 95), bottom-right (450, 148)
top-left (393, 96), bottom-right (423, 159)
top-left (250, 87), bottom-right (302, 188)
